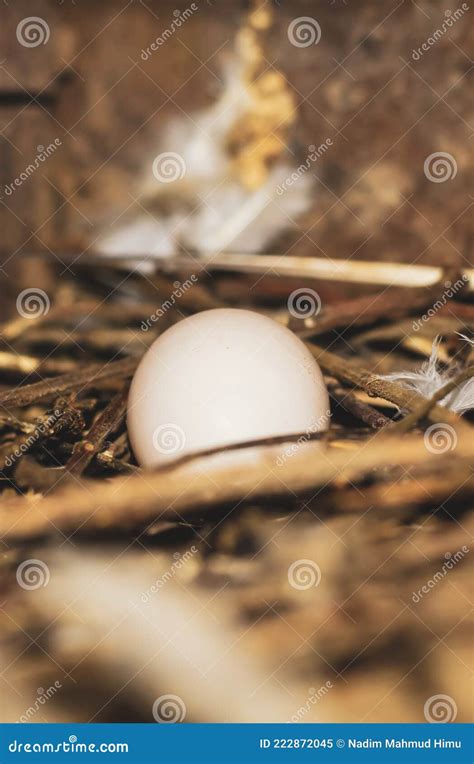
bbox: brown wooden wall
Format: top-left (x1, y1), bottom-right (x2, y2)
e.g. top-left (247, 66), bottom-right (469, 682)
top-left (1, 0), bottom-right (472, 280)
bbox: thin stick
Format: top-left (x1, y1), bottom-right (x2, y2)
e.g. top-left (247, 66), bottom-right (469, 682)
top-left (0, 351), bottom-right (75, 376)
top-left (307, 343), bottom-right (466, 428)
top-left (14, 251), bottom-right (474, 291)
top-left (0, 429), bottom-right (471, 543)
top-left (328, 384), bottom-right (391, 429)
top-left (296, 273), bottom-right (469, 337)
top-left (65, 388), bottom-right (128, 477)
top-left (0, 357), bottom-right (138, 409)
top-left (394, 366), bottom-right (474, 433)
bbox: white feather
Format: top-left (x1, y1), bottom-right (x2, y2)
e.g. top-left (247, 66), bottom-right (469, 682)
top-left (384, 337), bottom-right (474, 414)
top-left (97, 56), bottom-right (313, 259)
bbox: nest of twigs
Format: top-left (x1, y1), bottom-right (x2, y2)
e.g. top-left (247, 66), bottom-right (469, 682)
top-left (0, 255), bottom-right (472, 724)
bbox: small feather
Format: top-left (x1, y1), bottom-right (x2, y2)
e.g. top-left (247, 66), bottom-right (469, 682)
top-left (384, 337), bottom-right (474, 414)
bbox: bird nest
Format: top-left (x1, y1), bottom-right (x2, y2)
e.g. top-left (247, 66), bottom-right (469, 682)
top-left (0, 255), bottom-right (472, 724)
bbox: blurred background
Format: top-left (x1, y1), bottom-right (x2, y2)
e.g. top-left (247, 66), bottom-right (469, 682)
top-left (1, 0), bottom-right (472, 276)
top-left (0, 0), bottom-right (472, 726)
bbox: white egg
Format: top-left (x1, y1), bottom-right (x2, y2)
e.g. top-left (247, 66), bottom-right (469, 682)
top-left (127, 308), bottom-right (330, 468)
